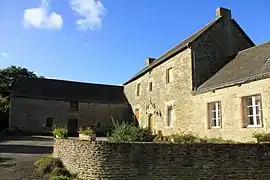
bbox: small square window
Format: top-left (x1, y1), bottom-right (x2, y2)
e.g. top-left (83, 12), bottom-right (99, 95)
top-left (136, 83), bottom-right (141, 96)
top-left (208, 101), bottom-right (221, 128)
top-left (242, 95), bottom-right (262, 127)
top-left (70, 101), bottom-right (78, 111)
top-left (149, 82), bottom-right (153, 92)
top-left (46, 117), bottom-right (53, 128)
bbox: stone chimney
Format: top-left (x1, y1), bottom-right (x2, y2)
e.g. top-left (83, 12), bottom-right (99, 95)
top-left (146, 57), bottom-right (156, 66)
top-left (216, 7), bottom-right (231, 19)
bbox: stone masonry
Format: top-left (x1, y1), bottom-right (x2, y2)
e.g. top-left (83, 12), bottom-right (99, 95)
top-left (54, 139), bottom-right (270, 180)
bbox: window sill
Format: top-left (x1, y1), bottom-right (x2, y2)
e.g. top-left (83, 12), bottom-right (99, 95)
top-left (211, 126), bottom-right (221, 129)
top-left (247, 125), bottom-right (262, 128)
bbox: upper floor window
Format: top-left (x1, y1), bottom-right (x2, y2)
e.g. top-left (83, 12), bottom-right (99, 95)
top-left (208, 101), bottom-right (221, 128)
top-left (70, 101), bottom-right (78, 111)
top-left (148, 82), bottom-right (153, 92)
top-left (166, 105), bottom-right (173, 126)
top-left (242, 95), bottom-right (262, 127)
top-left (166, 67), bottom-right (173, 84)
top-left (136, 83), bottom-right (141, 96)
top-left (46, 117), bottom-right (53, 128)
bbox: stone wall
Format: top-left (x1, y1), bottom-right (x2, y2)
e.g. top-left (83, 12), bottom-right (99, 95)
top-left (54, 139), bottom-right (270, 180)
top-left (124, 48), bottom-right (194, 135)
top-left (9, 97), bottom-right (133, 134)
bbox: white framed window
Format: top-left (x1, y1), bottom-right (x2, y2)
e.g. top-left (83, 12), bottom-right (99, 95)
top-left (208, 101), bottom-right (221, 128)
top-left (136, 83), bottom-right (141, 96)
top-left (243, 95), bottom-right (262, 127)
top-left (148, 81), bottom-right (153, 92)
top-left (166, 67), bottom-right (173, 84)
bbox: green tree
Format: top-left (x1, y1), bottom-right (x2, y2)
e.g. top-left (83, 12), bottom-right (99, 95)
top-left (0, 66), bottom-right (37, 130)
top-left (0, 65), bottom-right (37, 97)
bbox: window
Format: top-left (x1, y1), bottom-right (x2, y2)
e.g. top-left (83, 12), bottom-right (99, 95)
top-left (135, 108), bottom-right (140, 121)
top-left (46, 117), bottom-right (53, 128)
top-left (208, 101), bottom-right (221, 128)
top-left (136, 83), bottom-right (141, 96)
top-left (242, 95), bottom-right (262, 127)
top-left (148, 82), bottom-right (153, 92)
top-left (70, 101), bottom-right (78, 111)
top-left (167, 105), bottom-right (173, 126)
top-left (166, 68), bottom-right (173, 84)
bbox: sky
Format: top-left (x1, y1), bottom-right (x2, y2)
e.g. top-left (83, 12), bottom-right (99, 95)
top-left (0, 0), bottom-right (270, 85)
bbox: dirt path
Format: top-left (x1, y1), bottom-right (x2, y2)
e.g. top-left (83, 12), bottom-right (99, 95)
top-left (0, 136), bottom-right (53, 180)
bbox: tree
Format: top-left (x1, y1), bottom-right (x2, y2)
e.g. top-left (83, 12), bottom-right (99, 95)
top-left (0, 66), bottom-right (37, 96)
top-left (0, 66), bottom-right (37, 130)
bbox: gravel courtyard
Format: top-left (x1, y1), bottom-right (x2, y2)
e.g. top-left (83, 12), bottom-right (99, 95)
top-left (0, 136), bottom-right (54, 180)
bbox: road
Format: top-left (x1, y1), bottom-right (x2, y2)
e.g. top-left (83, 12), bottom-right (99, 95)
top-left (0, 136), bottom-right (54, 180)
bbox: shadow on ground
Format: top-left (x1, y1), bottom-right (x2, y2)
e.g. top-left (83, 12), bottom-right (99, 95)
top-left (0, 135), bottom-right (54, 142)
top-left (0, 144), bottom-right (53, 154)
top-left (0, 157), bottom-right (16, 168)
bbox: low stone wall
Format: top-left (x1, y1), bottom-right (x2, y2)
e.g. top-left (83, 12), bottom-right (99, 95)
top-left (54, 139), bottom-right (270, 180)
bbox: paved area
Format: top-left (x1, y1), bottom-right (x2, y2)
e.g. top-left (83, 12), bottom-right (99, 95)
top-left (0, 135), bottom-right (108, 180)
top-left (0, 135), bottom-right (54, 180)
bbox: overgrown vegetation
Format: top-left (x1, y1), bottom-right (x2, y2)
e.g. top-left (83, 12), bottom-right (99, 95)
top-left (34, 155), bottom-right (74, 180)
top-left (78, 127), bottom-right (95, 135)
top-left (107, 118), bottom-right (155, 142)
top-left (53, 128), bottom-right (68, 139)
top-left (253, 132), bottom-right (270, 143)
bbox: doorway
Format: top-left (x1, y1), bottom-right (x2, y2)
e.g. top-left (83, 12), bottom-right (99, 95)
top-left (68, 118), bottom-right (78, 136)
top-left (148, 114), bottom-right (155, 132)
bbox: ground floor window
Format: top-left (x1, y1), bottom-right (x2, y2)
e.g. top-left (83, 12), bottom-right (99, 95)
top-left (242, 95), bottom-right (262, 127)
top-left (207, 101), bottom-right (221, 128)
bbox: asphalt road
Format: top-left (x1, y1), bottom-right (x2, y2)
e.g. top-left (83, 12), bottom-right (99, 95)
top-left (0, 135), bottom-right (54, 180)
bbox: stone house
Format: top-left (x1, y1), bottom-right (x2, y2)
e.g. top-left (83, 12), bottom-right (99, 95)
top-left (123, 7), bottom-right (270, 142)
top-left (9, 76), bottom-right (133, 134)
top-left (9, 7), bottom-right (270, 141)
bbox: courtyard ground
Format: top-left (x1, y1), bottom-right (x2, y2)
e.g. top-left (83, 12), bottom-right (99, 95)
top-left (0, 135), bottom-right (108, 180)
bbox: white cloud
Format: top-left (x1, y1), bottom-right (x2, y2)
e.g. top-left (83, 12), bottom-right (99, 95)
top-left (69, 0), bottom-right (106, 31)
top-left (23, 0), bottom-right (63, 30)
top-left (0, 52), bottom-right (9, 58)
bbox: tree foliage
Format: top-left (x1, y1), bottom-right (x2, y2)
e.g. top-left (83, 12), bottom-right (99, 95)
top-left (0, 65), bottom-right (37, 96)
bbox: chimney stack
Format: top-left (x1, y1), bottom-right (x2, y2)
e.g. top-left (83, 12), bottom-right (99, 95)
top-left (146, 57), bottom-right (156, 66)
top-left (216, 7), bottom-right (231, 19)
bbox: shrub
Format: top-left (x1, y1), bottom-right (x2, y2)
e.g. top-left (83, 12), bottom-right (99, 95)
top-left (34, 155), bottom-right (63, 175)
top-left (107, 118), bottom-right (155, 142)
top-left (170, 133), bottom-right (204, 143)
top-left (205, 137), bottom-right (236, 144)
top-left (253, 132), bottom-right (270, 143)
top-left (53, 128), bottom-right (68, 139)
top-left (78, 127), bottom-right (94, 135)
top-left (50, 167), bottom-right (72, 178)
top-left (51, 175), bottom-right (72, 180)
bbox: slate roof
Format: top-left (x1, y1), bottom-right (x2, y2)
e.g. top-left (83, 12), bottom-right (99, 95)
top-left (197, 41), bottom-right (270, 93)
top-left (11, 76), bottom-right (129, 104)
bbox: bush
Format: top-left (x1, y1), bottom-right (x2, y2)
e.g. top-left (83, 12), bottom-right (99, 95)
top-left (53, 128), bottom-right (68, 139)
top-left (253, 132), bottom-right (270, 143)
top-left (170, 133), bottom-right (204, 143)
top-left (107, 118), bottom-right (155, 142)
top-left (34, 155), bottom-right (63, 175)
top-left (205, 137), bottom-right (236, 144)
top-left (50, 167), bottom-right (72, 178)
top-left (51, 175), bottom-right (72, 180)
top-left (78, 127), bottom-right (94, 135)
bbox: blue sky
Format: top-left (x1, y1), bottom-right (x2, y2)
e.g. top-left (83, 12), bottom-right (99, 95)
top-left (0, 1), bottom-right (269, 85)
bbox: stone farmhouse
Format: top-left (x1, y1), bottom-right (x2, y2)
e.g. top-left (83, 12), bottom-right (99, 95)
top-left (9, 7), bottom-right (270, 141)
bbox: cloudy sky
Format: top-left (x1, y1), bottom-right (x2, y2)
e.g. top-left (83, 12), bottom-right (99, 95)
top-left (0, 0), bottom-right (269, 84)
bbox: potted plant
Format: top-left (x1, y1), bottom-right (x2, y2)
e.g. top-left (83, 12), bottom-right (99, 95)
top-left (78, 127), bottom-right (96, 141)
top-left (53, 127), bottom-right (68, 139)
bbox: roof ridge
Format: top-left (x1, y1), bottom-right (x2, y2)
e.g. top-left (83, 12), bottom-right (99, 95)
top-left (18, 76), bottom-right (123, 88)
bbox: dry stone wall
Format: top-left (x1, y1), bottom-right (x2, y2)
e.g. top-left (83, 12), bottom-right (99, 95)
top-left (54, 139), bottom-right (270, 180)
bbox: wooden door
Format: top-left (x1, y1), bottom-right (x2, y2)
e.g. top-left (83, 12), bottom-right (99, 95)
top-left (148, 114), bottom-right (154, 131)
top-left (68, 119), bottom-right (78, 135)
